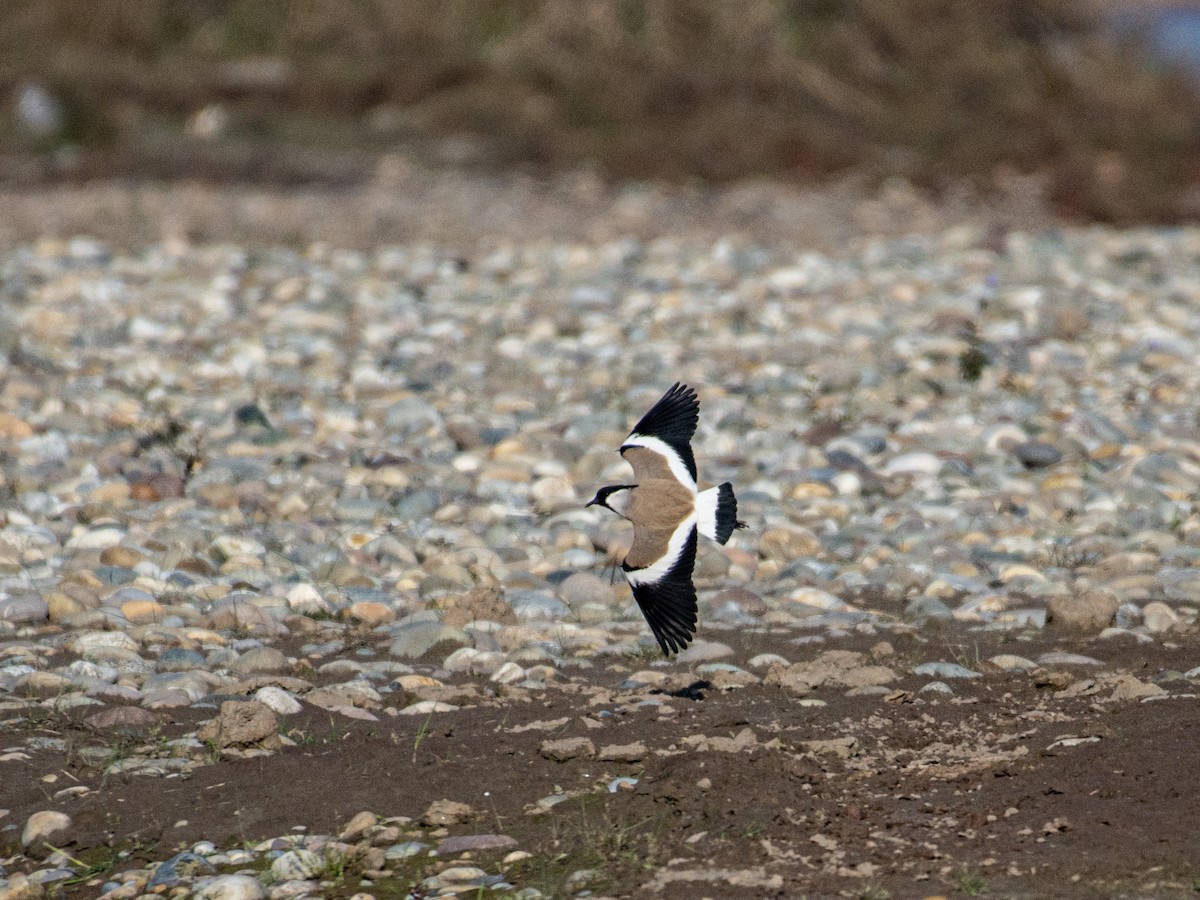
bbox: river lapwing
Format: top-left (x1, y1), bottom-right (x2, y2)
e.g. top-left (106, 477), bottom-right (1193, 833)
top-left (586, 383), bottom-right (745, 655)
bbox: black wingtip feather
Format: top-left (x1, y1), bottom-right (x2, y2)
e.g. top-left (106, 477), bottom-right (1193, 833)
top-left (714, 482), bottom-right (746, 545)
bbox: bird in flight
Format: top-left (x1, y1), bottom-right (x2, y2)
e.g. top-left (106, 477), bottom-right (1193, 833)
top-left (586, 383), bottom-right (745, 655)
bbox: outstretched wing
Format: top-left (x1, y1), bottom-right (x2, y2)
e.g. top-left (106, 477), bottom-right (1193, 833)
top-left (620, 382), bottom-right (699, 491)
top-left (623, 516), bottom-right (698, 655)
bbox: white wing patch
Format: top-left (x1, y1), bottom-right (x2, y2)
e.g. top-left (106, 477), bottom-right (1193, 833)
top-left (622, 433), bottom-right (698, 493)
top-left (625, 514), bottom-right (697, 587)
top-left (695, 485), bottom-right (721, 541)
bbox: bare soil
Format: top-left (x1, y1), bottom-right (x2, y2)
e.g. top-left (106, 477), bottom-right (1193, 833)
top-left (4, 626), bottom-right (1200, 899)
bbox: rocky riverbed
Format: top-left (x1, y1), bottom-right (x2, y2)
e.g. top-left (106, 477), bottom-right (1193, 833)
top-left (3, 217), bottom-right (1200, 898)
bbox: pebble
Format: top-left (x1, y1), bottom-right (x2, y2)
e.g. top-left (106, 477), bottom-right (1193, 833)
top-left (0, 597), bottom-right (49, 624)
top-left (988, 654), bottom-right (1037, 671)
top-left (436, 834), bottom-right (518, 854)
top-left (1036, 652), bottom-right (1104, 666)
top-left (253, 686), bottom-right (303, 715)
top-left (269, 849), bottom-right (325, 882)
top-left (384, 842), bottom-right (427, 861)
top-left (1013, 441), bottom-right (1063, 469)
top-left (1142, 601), bottom-right (1182, 633)
top-left (912, 662), bottom-right (982, 680)
top-left (1046, 591), bottom-right (1119, 632)
top-left (675, 640), bottom-right (734, 664)
top-left (598, 741), bottom-right (647, 762)
top-left (21, 811), bottom-right (70, 851)
top-left (539, 738), bottom-right (596, 762)
top-left (192, 874), bottom-right (267, 900)
top-left (196, 701), bottom-right (280, 750)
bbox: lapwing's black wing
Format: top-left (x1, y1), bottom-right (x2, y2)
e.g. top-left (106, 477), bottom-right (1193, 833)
top-left (623, 516), bottom-right (698, 655)
top-left (621, 382), bottom-right (700, 489)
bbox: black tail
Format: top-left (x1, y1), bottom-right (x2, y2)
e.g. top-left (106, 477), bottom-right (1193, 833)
top-left (714, 482), bottom-right (746, 544)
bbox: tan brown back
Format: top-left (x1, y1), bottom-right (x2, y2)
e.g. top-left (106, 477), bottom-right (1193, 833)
top-left (622, 479), bottom-right (694, 569)
top-left (621, 446), bottom-right (676, 483)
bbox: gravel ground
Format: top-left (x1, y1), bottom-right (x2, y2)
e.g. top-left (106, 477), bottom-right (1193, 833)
top-left (2, 183), bottom-right (1200, 898)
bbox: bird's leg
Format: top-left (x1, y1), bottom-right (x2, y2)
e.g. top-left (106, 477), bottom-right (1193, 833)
top-left (601, 547), bottom-right (623, 585)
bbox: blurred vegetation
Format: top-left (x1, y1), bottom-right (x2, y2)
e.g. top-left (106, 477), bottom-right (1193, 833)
top-left (2, 0), bottom-right (1199, 222)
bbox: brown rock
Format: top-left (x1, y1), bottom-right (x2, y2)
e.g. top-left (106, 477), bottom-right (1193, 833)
top-left (99, 545), bottom-right (145, 568)
top-left (0, 413), bottom-right (34, 440)
top-left (440, 584), bottom-right (516, 627)
top-left (305, 688), bottom-right (359, 711)
top-left (706, 727), bottom-right (758, 753)
top-left (598, 742), bottom-right (647, 763)
top-left (197, 700), bottom-right (280, 750)
top-left (21, 810), bottom-right (71, 852)
top-left (706, 668), bottom-right (760, 689)
top-left (352, 845), bottom-right (387, 873)
top-left (342, 601), bottom-right (396, 626)
top-left (121, 599), bottom-right (166, 624)
top-left (89, 481), bottom-right (132, 503)
top-left (207, 600), bottom-right (285, 635)
top-left (421, 799), bottom-right (476, 827)
top-left (0, 872), bottom-right (44, 899)
top-left (1107, 673), bottom-right (1167, 703)
top-left (84, 707), bottom-right (160, 733)
top-left (1046, 590), bottom-right (1118, 632)
top-left (129, 481), bottom-right (162, 502)
top-left (228, 674), bottom-right (315, 695)
top-left (835, 665), bottom-right (897, 689)
top-left (765, 650), bottom-right (887, 694)
top-left (229, 646), bottom-right (290, 675)
top-left (45, 592), bottom-right (86, 622)
top-left (539, 737), bottom-right (596, 762)
top-left (801, 737), bottom-right (858, 759)
top-left (338, 810), bottom-right (378, 841)
top-left (758, 527), bottom-right (821, 560)
top-left (711, 587), bottom-right (767, 617)
top-left (436, 834), bottom-right (518, 854)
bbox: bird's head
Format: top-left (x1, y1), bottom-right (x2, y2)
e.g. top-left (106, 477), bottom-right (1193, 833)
top-left (586, 484), bottom-right (636, 516)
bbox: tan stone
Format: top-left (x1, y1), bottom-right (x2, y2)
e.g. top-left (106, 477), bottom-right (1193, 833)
top-left (45, 592), bottom-right (86, 622)
top-left (338, 810), bottom-right (379, 841)
top-left (197, 700), bottom-right (280, 750)
top-left (1046, 590), bottom-right (1118, 632)
top-left (342, 601), bottom-right (396, 626)
top-left (0, 872), bottom-right (44, 899)
top-left (758, 526), bottom-right (821, 560)
top-left (88, 481), bottom-right (132, 503)
top-left (99, 545), bottom-right (146, 568)
top-left (1108, 673), bottom-right (1166, 703)
top-left (440, 584), bottom-right (516, 627)
top-left (0, 413), bottom-right (34, 440)
top-left (21, 810), bottom-right (71, 851)
top-left (539, 737), bottom-right (596, 762)
top-left (121, 599), bottom-right (166, 624)
top-left (598, 742), bottom-right (647, 762)
top-left (421, 799), bottom-right (476, 826)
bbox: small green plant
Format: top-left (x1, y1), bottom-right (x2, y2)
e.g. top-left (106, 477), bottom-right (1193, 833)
top-left (412, 710), bottom-right (434, 761)
top-left (319, 848), bottom-right (348, 883)
top-left (622, 642), bottom-right (660, 664)
top-left (202, 737), bottom-right (223, 764)
top-left (858, 883), bottom-right (891, 900)
top-left (54, 841), bottom-right (154, 887)
top-left (958, 866), bottom-right (988, 896)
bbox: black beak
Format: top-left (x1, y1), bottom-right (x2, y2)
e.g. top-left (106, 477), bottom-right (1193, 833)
top-left (585, 498), bottom-right (599, 507)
